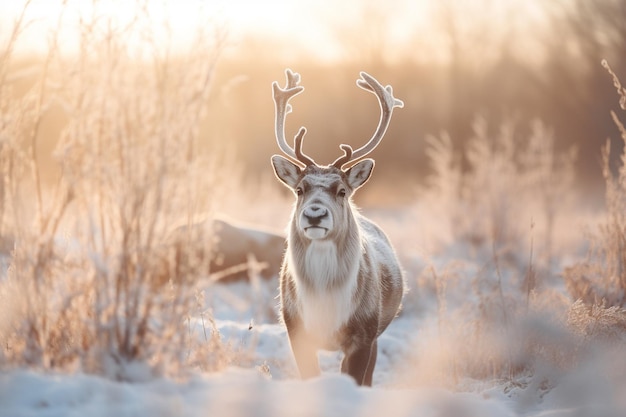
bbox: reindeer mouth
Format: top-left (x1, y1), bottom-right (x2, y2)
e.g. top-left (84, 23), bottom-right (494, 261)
top-left (304, 226), bottom-right (328, 239)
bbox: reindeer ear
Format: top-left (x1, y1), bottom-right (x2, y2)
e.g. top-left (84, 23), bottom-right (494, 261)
top-left (346, 158), bottom-right (374, 190)
top-left (271, 155), bottom-right (301, 189)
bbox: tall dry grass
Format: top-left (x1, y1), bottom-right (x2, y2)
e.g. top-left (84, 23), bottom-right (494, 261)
top-left (564, 61), bottom-right (626, 308)
top-left (405, 74), bottom-right (626, 391)
top-left (418, 116), bottom-right (577, 272)
top-left (0, 1), bottom-right (230, 379)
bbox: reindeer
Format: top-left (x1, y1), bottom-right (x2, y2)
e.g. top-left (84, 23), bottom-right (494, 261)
top-left (270, 69), bottom-right (405, 386)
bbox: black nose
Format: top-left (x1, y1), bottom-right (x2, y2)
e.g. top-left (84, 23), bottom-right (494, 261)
top-left (303, 205), bottom-right (328, 225)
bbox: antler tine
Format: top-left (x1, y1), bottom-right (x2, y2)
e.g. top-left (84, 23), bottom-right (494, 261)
top-left (335, 72), bottom-right (404, 169)
top-left (272, 69), bottom-right (315, 166)
top-left (331, 144), bottom-right (354, 168)
top-left (295, 127), bottom-right (316, 166)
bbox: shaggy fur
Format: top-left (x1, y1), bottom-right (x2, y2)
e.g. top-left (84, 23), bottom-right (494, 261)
top-left (270, 69), bottom-right (404, 386)
top-left (272, 160), bottom-right (405, 386)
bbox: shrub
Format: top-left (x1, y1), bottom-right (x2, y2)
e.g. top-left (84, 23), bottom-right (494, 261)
top-left (420, 117), bottom-right (577, 274)
top-left (406, 62), bottom-right (626, 391)
top-left (0, 1), bottom-right (228, 379)
top-left (564, 61), bottom-right (626, 307)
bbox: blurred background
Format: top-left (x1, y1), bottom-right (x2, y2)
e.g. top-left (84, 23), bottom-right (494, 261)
top-left (2, 0), bottom-right (625, 207)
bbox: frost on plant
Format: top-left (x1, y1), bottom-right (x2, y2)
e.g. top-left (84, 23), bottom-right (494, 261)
top-left (565, 62), bottom-right (626, 307)
top-left (0, 1), bottom-right (229, 378)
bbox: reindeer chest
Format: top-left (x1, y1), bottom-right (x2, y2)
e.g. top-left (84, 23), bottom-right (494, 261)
top-left (297, 281), bottom-right (356, 345)
top-left (291, 241), bottom-right (359, 343)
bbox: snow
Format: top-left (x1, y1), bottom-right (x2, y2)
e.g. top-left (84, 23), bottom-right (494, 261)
top-left (0, 367), bottom-right (519, 417)
top-left (1, 254), bottom-right (625, 417)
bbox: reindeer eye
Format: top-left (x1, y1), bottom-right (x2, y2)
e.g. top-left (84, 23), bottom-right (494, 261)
top-left (337, 188), bottom-right (347, 198)
top-left (296, 187), bottom-right (303, 196)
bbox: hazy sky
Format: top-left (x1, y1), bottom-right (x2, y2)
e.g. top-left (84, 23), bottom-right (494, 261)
top-left (2, 0), bottom-right (405, 58)
top-left (1, 0), bottom-right (547, 64)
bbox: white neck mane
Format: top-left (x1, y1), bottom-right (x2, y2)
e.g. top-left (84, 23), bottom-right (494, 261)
top-left (305, 240), bottom-right (339, 288)
top-left (300, 238), bottom-right (360, 291)
top-left (293, 239), bottom-right (360, 340)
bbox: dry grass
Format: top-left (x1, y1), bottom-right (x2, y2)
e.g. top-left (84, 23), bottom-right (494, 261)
top-left (404, 70), bottom-right (626, 390)
top-left (2, 1), bottom-right (626, 395)
top-left (565, 61), bottom-right (626, 307)
top-left (0, 0), bottom-right (232, 379)
top-left (417, 117), bottom-right (577, 271)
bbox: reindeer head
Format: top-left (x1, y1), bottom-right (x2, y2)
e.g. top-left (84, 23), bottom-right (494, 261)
top-left (271, 69), bottom-right (403, 241)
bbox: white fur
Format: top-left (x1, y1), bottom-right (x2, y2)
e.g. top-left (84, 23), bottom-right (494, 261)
top-left (304, 240), bottom-right (340, 288)
top-left (298, 285), bottom-right (355, 347)
top-left (272, 70), bottom-right (405, 384)
top-left (293, 240), bottom-right (358, 344)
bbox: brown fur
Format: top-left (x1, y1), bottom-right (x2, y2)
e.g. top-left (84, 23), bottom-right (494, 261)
top-left (273, 162), bottom-right (405, 386)
top-left (270, 69), bottom-right (405, 385)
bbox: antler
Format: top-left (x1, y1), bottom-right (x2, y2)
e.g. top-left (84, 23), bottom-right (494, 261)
top-left (272, 69), bottom-right (316, 167)
top-left (331, 72), bottom-right (404, 169)
top-left (332, 144), bottom-right (354, 169)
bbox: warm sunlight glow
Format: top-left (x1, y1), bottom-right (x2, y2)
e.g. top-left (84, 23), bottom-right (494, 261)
top-left (0, 0), bottom-right (489, 62)
top-left (3, 0), bottom-right (626, 414)
top-left (1, 0), bottom-right (548, 65)
top-left (1, 0), bottom-right (315, 53)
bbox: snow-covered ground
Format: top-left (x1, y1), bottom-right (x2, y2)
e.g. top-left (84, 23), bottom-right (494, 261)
top-left (0, 368), bottom-right (521, 417)
top-left (1, 272), bottom-right (625, 417)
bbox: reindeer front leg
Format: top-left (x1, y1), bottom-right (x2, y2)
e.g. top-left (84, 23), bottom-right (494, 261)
top-left (341, 316), bottom-right (379, 386)
top-left (283, 311), bottom-right (320, 379)
top-left (341, 340), bottom-right (377, 386)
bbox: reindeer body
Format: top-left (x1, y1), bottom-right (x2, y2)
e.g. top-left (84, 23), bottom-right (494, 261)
top-left (270, 70), bottom-right (405, 386)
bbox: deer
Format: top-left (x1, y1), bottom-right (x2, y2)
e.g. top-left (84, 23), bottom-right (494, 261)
top-left (270, 69), bottom-right (405, 386)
